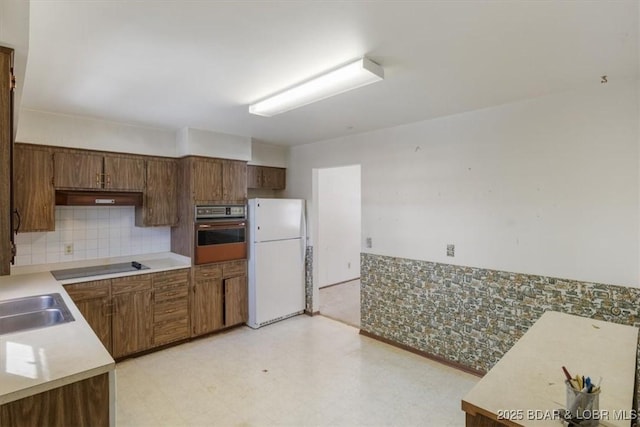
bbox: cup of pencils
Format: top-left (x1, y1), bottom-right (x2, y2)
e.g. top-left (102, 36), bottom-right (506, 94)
top-left (563, 366), bottom-right (601, 426)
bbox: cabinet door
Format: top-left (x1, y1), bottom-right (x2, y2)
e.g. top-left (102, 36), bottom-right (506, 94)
top-left (222, 160), bottom-right (247, 202)
top-left (192, 278), bottom-right (224, 336)
top-left (224, 275), bottom-right (247, 326)
top-left (64, 279), bottom-right (112, 355)
top-left (261, 167), bottom-right (286, 190)
top-left (103, 155), bottom-right (145, 191)
top-left (74, 297), bottom-right (112, 353)
top-left (0, 48), bottom-right (12, 276)
top-left (112, 290), bottom-right (153, 358)
top-left (193, 158), bottom-right (222, 202)
top-left (141, 159), bottom-right (178, 226)
top-left (246, 165), bottom-right (261, 189)
top-left (14, 146), bottom-right (55, 232)
top-left (53, 151), bottom-right (104, 189)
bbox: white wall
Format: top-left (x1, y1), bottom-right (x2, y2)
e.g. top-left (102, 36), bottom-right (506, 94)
top-left (287, 80), bottom-right (639, 288)
top-left (249, 139), bottom-right (288, 167)
top-left (17, 109), bottom-right (177, 157)
top-left (316, 165), bottom-right (361, 287)
top-left (13, 206), bottom-right (170, 267)
top-left (176, 127), bottom-right (251, 161)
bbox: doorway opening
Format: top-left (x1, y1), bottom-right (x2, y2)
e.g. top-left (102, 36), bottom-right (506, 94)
top-left (312, 165), bottom-right (361, 328)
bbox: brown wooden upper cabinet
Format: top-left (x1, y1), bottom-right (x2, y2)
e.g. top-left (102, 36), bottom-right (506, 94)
top-left (192, 157), bottom-right (222, 202)
top-left (191, 157), bottom-right (247, 204)
top-left (14, 144), bottom-right (55, 232)
top-left (135, 158), bottom-right (178, 227)
top-left (54, 150), bottom-right (145, 191)
top-left (0, 47), bottom-right (13, 276)
top-left (247, 165), bottom-right (286, 190)
top-left (222, 159), bottom-right (247, 203)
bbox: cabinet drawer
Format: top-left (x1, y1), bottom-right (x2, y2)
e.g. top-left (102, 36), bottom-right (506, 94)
top-left (64, 280), bottom-right (110, 301)
top-left (152, 269), bottom-right (190, 290)
top-left (155, 286), bottom-right (188, 302)
top-left (111, 275), bottom-right (152, 294)
top-left (153, 318), bottom-right (189, 345)
top-left (154, 301), bottom-right (188, 323)
top-left (222, 260), bottom-right (247, 277)
top-left (195, 265), bottom-right (222, 281)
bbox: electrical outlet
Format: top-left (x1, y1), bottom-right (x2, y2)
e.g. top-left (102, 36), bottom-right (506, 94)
top-left (64, 244), bottom-right (74, 255)
top-left (366, 237), bottom-right (372, 248)
top-left (446, 244), bottom-right (455, 257)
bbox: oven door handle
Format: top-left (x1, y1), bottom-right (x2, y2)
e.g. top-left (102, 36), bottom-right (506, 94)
top-left (197, 222), bottom-right (246, 230)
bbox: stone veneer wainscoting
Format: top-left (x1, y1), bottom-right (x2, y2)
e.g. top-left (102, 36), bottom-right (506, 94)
top-left (360, 253), bottom-right (640, 407)
top-left (305, 246), bottom-right (313, 313)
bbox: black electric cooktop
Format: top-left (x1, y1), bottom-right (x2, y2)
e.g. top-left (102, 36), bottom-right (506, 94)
top-left (51, 261), bottom-right (149, 281)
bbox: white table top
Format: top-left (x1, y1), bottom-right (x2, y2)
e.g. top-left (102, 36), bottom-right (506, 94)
top-left (462, 311), bottom-right (639, 427)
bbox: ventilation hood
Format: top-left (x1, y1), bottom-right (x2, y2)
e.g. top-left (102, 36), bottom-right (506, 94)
top-left (55, 190), bottom-right (143, 207)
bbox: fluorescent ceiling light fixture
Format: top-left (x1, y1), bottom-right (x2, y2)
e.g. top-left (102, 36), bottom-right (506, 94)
top-left (249, 57), bottom-right (384, 117)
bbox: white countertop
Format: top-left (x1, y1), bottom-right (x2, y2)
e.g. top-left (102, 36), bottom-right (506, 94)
top-left (11, 251), bottom-right (192, 284)
top-left (462, 311), bottom-right (639, 427)
top-left (0, 252), bottom-right (191, 404)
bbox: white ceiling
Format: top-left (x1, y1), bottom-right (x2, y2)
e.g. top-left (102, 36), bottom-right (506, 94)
top-left (22, 1), bottom-right (639, 146)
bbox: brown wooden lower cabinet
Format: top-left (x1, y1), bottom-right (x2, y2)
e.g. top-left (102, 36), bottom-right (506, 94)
top-left (465, 412), bottom-right (510, 427)
top-left (62, 265), bottom-right (245, 359)
top-left (112, 289), bottom-right (153, 358)
top-left (152, 268), bottom-right (190, 346)
top-left (111, 274), bottom-right (153, 358)
top-left (192, 260), bottom-right (248, 336)
top-left (192, 265), bottom-right (224, 336)
top-left (64, 268), bottom-right (191, 359)
top-left (224, 275), bottom-right (248, 326)
top-left (64, 279), bottom-right (112, 353)
top-left (0, 373), bottom-right (110, 427)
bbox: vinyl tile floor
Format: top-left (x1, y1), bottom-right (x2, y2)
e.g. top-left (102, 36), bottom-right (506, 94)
top-left (115, 315), bottom-right (479, 426)
top-left (319, 280), bottom-right (361, 328)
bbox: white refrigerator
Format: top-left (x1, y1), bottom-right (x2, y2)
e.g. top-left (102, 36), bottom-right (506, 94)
top-left (247, 198), bottom-right (306, 329)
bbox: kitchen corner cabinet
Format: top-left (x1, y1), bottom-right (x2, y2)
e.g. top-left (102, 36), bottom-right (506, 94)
top-left (14, 145), bottom-right (55, 232)
top-left (247, 165), bottom-right (286, 190)
top-left (135, 158), bottom-right (178, 227)
top-left (111, 275), bottom-right (153, 358)
top-left (64, 279), bottom-right (112, 353)
top-left (192, 260), bottom-right (247, 336)
top-left (53, 150), bottom-right (145, 191)
top-left (0, 47), bottom-right (14, 276)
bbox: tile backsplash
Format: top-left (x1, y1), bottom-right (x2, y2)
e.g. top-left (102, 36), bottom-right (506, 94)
top-left (14, 206), bottom-right (171, 266)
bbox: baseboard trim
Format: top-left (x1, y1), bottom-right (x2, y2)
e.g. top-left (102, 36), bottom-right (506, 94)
top-left (319, 278), bottom-right (361, 289)
top-left (359, 329), bottom-right (486, 378)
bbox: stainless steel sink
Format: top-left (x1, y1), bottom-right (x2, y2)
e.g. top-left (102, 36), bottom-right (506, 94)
top-left (0, 293), bottom-right (75, 335)
top-left (0, 294), bottom-right (60, 317)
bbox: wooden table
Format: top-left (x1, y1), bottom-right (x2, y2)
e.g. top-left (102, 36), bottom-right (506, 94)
top-left (462, 311), bottom-right (638, 427)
